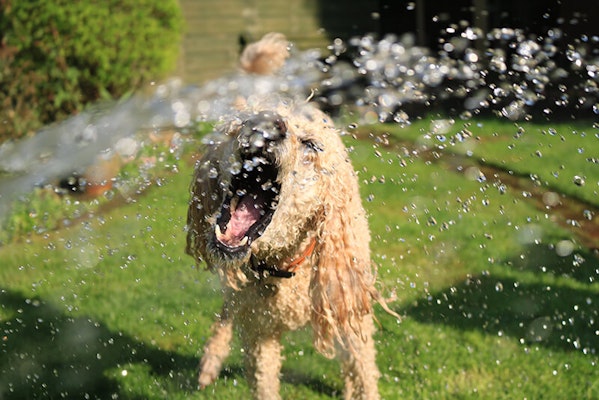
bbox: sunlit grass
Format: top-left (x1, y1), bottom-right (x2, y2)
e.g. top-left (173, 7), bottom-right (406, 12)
top-left (1, 118), bottom-right (598, 399)
top-left (366, 117), bottom-right (599, 205)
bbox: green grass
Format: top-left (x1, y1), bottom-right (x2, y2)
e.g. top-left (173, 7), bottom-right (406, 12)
top-left (1, 118), bottom-right (598, 399)
top-left (364, 117), bottom-right (599, 205)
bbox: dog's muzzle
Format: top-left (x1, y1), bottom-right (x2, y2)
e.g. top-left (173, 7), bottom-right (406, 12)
top-left (237, 111), bottom-right (287, 155)
top-left (213, 112), bottom-right (286, 256)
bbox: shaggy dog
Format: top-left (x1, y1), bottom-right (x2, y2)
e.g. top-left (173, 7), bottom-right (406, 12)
top-left (186, 34), bottom-right (387, 400)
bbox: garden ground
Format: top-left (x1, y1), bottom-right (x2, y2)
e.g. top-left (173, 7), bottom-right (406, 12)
top-left (1, 117), bottom-right (598, 399)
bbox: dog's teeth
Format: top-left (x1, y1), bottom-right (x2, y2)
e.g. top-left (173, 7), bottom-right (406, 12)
top-left (230, 196), bottom-right (239, 212)
top-left (239, 236), bottom-right (249, 246)
top-left (215, 225), bottom-right (223, 239)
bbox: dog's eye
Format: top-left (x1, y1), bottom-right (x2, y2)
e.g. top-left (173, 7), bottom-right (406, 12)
top-left (301, 139), bottom-right (323, 153)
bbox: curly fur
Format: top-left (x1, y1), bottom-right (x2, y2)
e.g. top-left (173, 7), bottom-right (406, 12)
top-left (185, 33), bottom-right (382, 400)
top-left (239, 32), bottom-right (289, 75)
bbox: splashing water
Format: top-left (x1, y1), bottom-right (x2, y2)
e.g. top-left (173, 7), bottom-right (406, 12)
top-left (0, 49), bottom-right (325, 218)
top-left (0, 26), bottom-right (597, 218)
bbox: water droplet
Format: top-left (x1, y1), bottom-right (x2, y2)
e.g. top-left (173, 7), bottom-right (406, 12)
top-left (573, 175), bottom-right (585, 186)
top-left (555, 240), bottom-right (574, 257)
top-left (465, 167), bottom-right (485, 182)
top-left (430, 119), bottom-right (453, 135)
top-left (229, 161), bottom-right (242, 175)
top-left (104, 190), bottom-right (115, 200)
top-left (542, 192), bottom-right (560, 207)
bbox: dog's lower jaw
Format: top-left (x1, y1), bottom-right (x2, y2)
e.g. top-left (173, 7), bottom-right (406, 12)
top-left (203, 242), bottom-right (252, 290)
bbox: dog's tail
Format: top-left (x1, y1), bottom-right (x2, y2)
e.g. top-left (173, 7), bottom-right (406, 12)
top-left (239, 32), bottom-right (290, 75)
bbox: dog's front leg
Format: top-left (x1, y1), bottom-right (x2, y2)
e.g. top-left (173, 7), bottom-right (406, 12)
top-left (340, 315), bottom-right (380, 400)
top-left (198, 304), bottom-right (233, 388)
top-left (241, 330), bottom-right (283, 400)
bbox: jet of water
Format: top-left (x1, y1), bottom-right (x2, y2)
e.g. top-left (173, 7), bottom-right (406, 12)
top-left (1, 27), bottom-right (596, 219)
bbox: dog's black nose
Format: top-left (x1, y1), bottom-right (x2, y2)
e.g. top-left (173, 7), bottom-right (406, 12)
top-left (238, 111), bottom-right (287, 152)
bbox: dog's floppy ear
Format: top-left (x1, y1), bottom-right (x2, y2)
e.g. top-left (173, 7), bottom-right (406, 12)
top-left (186, 137), bottom-right (251, 290)
top-left (186, 156), bottom-right (219, 268)
top-left (310, 160), bottom-right (375, 357)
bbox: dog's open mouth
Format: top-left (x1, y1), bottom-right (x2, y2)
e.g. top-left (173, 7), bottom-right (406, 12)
top-left (214, 158), bottom-right (280, 253)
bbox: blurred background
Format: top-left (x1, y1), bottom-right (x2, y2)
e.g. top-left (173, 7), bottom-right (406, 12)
top-left (176, 0), bottom-right (598, 82)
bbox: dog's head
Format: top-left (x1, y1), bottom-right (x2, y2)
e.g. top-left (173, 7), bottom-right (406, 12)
top-left (211, 110), bottom-right (288, 256)
top-left (187, 103), bottom-right (349, 278)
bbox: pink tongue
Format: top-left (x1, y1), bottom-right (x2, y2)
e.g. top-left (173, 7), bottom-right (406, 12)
top-left (223, 197), bottom-right (261, 245)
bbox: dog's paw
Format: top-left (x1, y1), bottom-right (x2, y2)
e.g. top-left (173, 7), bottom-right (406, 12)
top-left (198, 354), bottom-right (222, 388)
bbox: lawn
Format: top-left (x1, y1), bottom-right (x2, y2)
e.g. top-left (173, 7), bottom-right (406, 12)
top-left (0, 117), bottom-right (598, 399)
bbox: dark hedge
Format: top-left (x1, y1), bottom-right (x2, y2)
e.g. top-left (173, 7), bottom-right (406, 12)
top-left (0, 0), bottom-right (183, 141)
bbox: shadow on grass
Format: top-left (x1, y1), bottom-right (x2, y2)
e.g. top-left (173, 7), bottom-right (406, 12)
top-left (281, 367), bottom-right (341, 398)
top-left (0, 288), bottom-right (340, 399)
top-left (508, 243), bottom-right (598, 285)
top-left (0, 288), bottom-right (200, 399)
top-left (401, 244), bottom-right (599, 353)
top-left (214, 364), bottom-right (341, 398)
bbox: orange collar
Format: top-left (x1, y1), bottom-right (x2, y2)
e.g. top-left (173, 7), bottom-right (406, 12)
top-left (285, 237), bottom-right (317, 274)
top-left (250, 238), bottom-right (317, 278)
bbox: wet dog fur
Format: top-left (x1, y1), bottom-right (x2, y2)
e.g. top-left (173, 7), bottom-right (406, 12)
top-left (185, 33), bottom-right (384, 400)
